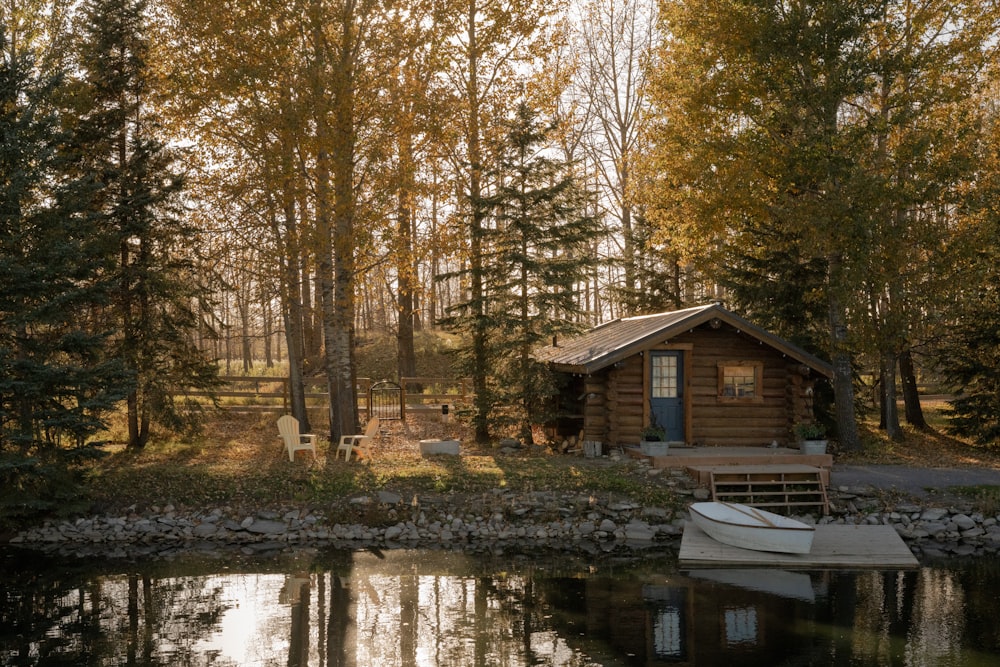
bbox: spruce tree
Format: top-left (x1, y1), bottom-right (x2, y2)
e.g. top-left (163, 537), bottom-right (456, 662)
top-left (477, 102), bottom-right (601, 442)
top-left (68, 0), bottom-right (218, 448)
top-left (0, 29), bottom-right (128, 455)
top-left (939, 227), bottom-right (1000, 447)
top-left (0, 29), bottom-right (130, 524)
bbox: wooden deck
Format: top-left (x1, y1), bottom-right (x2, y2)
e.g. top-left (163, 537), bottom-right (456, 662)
top-left (679, 522), bottom-right (919, 569)
top-left (631, 444), bottom-right (832, 470)
top-left (625, 445), bottom-right (833, 485)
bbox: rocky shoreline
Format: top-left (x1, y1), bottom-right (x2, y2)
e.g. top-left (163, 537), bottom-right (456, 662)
top-left (7, 477), bottom-right (1000, 562)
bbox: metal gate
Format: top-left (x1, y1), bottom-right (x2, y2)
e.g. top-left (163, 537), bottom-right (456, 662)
top-left (369, 380), bottom-right (403, 420)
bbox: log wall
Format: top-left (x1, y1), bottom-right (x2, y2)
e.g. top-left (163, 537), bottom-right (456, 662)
top-left (585, 324), bottom-right (821, 448)
top-left (673, 327), bottom-right (803, 446)
top-left (582, 375), bottom-right (608, 442)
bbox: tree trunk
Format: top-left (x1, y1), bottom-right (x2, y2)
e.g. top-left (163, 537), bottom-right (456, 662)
top-left (827, 259), bottom-right (861, 451)
top-left (328, 6), bottom-right (359, 440)
top-left (238, 292), bottom-right (252, 373)
top-left (880, 350), bottom-right (902, 440)
top-left (277, 196), bottom-right (309, 429)
top-left (395, 99), bottom-right (418, 380)
top-left (306, 1), bottom-right (360, 444)
top-left (299, 193), bottom-right (322, 365)
top-left (467, 0), bottom-right (490, 443)
top-left (262, 295), bottom-right (273, 368)
top-left (899, 346), bottom-right (927, 429)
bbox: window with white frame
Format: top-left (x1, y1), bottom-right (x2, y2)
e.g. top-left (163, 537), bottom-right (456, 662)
top-left (718, 361), bottom-right (763, 402)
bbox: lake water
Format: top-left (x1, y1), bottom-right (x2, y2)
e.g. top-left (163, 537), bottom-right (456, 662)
top-left (2, 545), bottom-right (1000, 666)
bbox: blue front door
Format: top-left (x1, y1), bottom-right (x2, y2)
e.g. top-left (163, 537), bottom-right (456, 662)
top-left (650, 351), bottom-right (684, 441)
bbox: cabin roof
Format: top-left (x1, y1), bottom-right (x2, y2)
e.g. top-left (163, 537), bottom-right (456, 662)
top-left (537, 304), bottom-right (834, 377)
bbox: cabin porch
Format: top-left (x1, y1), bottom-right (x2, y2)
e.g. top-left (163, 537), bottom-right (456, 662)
top-left (625, 444), bottom-right (832, 473)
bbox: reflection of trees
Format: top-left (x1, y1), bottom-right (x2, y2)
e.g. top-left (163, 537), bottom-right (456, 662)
top-left (127, 574), bottom-right (156, 665)
top-left (831, 568), bottom-right (970, 665)
top-left (400, 572), bottom-right (417, 667)
top-left (1, 567), bottom-right (93, 663)
top-left (325, 573), bottom-right (355, 667)
top-left (956, 559), bottom-right (1000, 655)
top-left (0, 561), bottom-right (234, 665)
top-left (287, 574), bottom-right (310, 666)
top-left (3, 552), bottom-right (598, 665)
top-left (11, 551), bottom-right (1000, 665)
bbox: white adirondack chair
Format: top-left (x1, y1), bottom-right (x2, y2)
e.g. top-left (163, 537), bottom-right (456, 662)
top-left (335, 418), bottom-right (380, 462)
top-left (277, 415), bottom-right (318, 462)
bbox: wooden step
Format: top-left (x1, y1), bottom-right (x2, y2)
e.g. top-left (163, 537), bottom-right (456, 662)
top-left (707, 464), bottom-right (829, 515)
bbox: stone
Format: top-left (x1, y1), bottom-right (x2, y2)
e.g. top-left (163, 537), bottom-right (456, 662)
top-left (193, 523), bottom-right (219, 538)
top-left (608, 501), bottom-right (638, 512)
top-left (378, 491), bottom-right (403, 505)
top-left (246, 520), bottom-right (287, 535)
top-left (922, 522), bottom-right (949, 537)
top-left (921, 508), bottom-right (949, 522)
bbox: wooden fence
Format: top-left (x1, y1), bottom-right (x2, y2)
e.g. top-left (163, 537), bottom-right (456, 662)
top-left (178, 375), bottom-right (472, 417)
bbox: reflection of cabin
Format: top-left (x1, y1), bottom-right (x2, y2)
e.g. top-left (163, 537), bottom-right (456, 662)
top-left (538, 571), bottom-right (820, 665)
top-left (536, 304), bottom-right (834, 448)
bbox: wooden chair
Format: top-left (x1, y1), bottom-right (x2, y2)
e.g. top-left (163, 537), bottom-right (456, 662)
top-left (277, 415), bottom-right (318, 462)
top-left (335, 418), bottom-right (380, 462)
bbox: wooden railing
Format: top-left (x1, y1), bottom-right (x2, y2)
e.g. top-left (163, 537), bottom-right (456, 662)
top-left (398, 377), bottom-right (473, 411)
top-left (177, 375), bottom-right (472, 415)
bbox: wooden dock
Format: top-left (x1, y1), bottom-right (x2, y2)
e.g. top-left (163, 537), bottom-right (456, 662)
top-left (679, 522), bottom-right (919, 569)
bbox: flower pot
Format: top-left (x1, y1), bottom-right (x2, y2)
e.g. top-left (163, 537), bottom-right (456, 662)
top-left (640, 441), bottom-right (669, 456)
top-left (800, 439), bottom-right (828, 455)
top-left (419, 439), bottom-right (460, 456)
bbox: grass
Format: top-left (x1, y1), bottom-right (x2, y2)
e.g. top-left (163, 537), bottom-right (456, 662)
top-left (81, 412), bottom-right (682, 523)
top-left (77, 401), bottom-right (1000, 521)
top-left (945, 486), bottom-right (1000, 514)
top-left (837, 400), bottom-right (1000, 469)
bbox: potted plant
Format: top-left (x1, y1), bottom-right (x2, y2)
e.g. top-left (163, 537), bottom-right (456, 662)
top-left (642, 424), bottom-right (666, 441)
top-left (640, 422), bottom-right (669, 456)
top-left (794, 422), bottom-right (828, 455)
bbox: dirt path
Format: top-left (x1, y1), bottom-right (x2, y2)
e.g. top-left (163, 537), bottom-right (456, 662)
top-left (830, 464), bottom-right (1000, 499)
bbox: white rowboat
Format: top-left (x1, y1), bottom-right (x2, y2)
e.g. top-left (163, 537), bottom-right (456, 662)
top-left (688, 502), bottom-right (815, 554)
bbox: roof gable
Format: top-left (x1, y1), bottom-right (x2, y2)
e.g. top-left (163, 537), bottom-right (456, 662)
top-left (537, 304), bottom-right (834, 377)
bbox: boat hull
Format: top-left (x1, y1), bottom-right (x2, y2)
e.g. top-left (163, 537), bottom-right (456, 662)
top-left (689, 502), bottom-right (815, 554)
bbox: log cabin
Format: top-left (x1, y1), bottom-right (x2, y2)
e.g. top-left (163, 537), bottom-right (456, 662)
top-left (536, 304), bottom-right (834, 448)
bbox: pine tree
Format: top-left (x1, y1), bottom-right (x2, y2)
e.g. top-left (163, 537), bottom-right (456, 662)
top-left (68, 0), bottom-right (218, 448)
top-left (476, 102), bottom-right (602, 442)
top-left (0, 29), bottom-right (131, 524)
top-left (938, 168), bottom-right (1000, 447)
top-left (0, 29), bottom-right (128, 454)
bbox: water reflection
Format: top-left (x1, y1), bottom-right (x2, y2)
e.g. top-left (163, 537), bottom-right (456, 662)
top-left (2, 547), bottom-right (1000, 666)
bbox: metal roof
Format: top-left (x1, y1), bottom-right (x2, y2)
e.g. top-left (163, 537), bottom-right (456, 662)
top-left (537, 303), bottom-right (834, 377)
